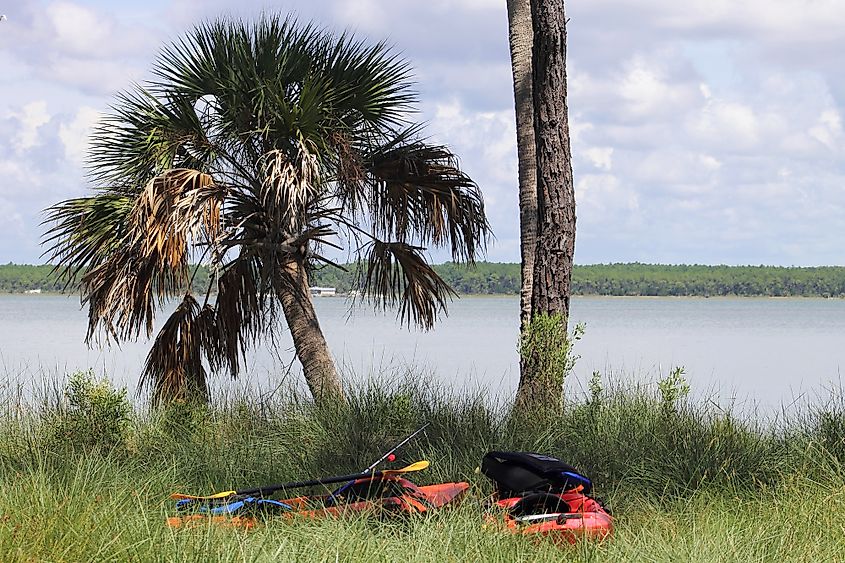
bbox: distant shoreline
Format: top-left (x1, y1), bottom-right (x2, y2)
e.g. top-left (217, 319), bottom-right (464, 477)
top-left (3, 262), bottom-right (845, 298)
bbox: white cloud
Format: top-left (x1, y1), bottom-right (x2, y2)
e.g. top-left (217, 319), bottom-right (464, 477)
top-left (0, 159), bottom-right (28, 191)
top-left (576, 173), bottom-right (639, 215)
top-left (58, 106), bottom-right (100, 167)
top-left (688, 99), bottom-right (759, 150)
top-left (808, 109), bottom-right (843, 151)
top-left (582, 147), bottom-right (613, 171)
top-left (619, 58), bottom-right (696, 119)
top-left (9, 101), bottom-right (50, 152)
top-left (633, 149), bottom-right (721, 190)
top-left (0, 199), bottom-right (25, 236)
top-left (333, 0), bottom-right (386, 32)
top-left (0, 1), bottom-right (158, 97)
top-left (49, 57), bottom-right (146, 97)
top-left (49, 2), bottom-right (115, 56)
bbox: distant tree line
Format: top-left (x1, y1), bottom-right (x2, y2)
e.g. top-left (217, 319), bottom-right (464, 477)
top-left (0, 264), bottom-right (69, 293)
top-left (572, 263), bottom-right (845, 298)
top-left (3, 262), bottom-right (845, 297)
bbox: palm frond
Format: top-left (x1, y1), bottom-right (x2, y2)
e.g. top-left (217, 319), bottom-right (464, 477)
top-left (42, 194), bottom-right (134, 285)
top-left (357, 241), bottom-right (455, 330)
top-left (141, 294), bottom-right (210, 405)
top-left (315, 32), bottom-right (415, 128)
top-left (81, 169), bottom-right (218, 341)
top-left (257, 141), bottom-right (320, 230)
top-left (210, 256), bottom-right (273, 376)
top-left (145, 168), bottom-right (222, 250)
top-left (363, 135), bottom-right (490, 262)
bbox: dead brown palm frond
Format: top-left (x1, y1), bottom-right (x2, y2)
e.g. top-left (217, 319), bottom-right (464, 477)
top-left (258, 140), bottom-right (320, 229)
top-left (81, 251), bottom-right (175, 342)
top-left (359, 241), bottom-right (455, 330)
top-left (171, 170), bottom-right (226, 243)
top-left (141, 293), bottom-right (210, 405)
top-left (331, 130), bottom-right (367, 214)
top-left (133, 168), bottom-right (218, 264)
top-left (80, 169), bottom-right (220, 342)
top-left (210, 257), bottom-right (271, 377)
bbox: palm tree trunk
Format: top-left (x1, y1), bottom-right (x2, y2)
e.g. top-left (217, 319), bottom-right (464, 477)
top-left (507, 0), bottom-right (537, 331)
top-left (515, 0), bottom-right (576, 411)
top-left (278, 259), bottom-right (345, 404)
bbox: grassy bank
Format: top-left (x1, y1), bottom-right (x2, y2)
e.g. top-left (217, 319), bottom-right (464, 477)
top-left (1, 373), bottom-right (844, 561)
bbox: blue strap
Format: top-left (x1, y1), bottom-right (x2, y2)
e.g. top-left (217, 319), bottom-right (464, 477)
top-left (185, 497), bottom-right (293, 516)
top-left (561, 471), bottom-right (592, 491)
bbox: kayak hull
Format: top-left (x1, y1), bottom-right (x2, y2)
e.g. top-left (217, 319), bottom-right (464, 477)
top-left (167, 476), bottom-right (469, 529)
top-left (491, 491), bottom-right (613, 544)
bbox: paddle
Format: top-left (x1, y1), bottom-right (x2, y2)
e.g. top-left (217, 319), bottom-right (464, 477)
top-left (171, 460), bottom-right (430, 502)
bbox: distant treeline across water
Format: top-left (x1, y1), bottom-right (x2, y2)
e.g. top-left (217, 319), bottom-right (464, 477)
top-left (3, 262), bottom-right (845, 297)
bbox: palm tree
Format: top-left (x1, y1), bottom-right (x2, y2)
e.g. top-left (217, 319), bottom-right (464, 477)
top-left (43, 16), bottom-right (490, 405)
top-left (506, 0), bottom-right (538, 331)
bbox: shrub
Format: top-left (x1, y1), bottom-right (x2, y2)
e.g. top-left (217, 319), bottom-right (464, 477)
top-left (658, 366), bottom-right (690, 417)
top-left (46, 370), bottom-right (132, 453)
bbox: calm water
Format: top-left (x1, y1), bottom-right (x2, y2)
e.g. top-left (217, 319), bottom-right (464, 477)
top-left (1, 294), bottom-right (843, 408)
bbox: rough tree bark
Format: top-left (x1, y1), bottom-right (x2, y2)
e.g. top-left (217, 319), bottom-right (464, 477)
top-left (529, 0), bottom-right (575, 320)
top-left (514, 0), bottom-right (576, 410)
top-left (507, 0), bottom-right (538, 331)
top-left (278, 259), bottom-right (345, 403)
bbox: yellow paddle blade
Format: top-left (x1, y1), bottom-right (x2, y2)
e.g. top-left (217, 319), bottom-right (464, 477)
top-left (170, 490), bottom-right (236, 501)
top-left (382, 460), bottom-right (429, 475)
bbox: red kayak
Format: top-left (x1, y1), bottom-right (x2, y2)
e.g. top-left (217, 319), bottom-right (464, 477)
top-left (168, 472), bottom-right (469, 530)
top-left (482, 451), bottom-right (613, 543)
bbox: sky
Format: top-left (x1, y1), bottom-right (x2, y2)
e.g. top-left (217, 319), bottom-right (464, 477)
top-left (1, 0), bottom-right (844, 266)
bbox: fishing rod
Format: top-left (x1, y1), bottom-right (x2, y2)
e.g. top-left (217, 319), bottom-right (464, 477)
top-left (363, 422), bottom-right (431, 473)
top-left (326, 422), bottom-right (432, 503)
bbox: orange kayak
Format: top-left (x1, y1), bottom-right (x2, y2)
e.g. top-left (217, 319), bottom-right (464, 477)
top-left (490, 490), bottom-right (613, 543)
top-left (481, 451), bottom-right (613, 543)
top-left (168, 475), bottom-right (469, 529)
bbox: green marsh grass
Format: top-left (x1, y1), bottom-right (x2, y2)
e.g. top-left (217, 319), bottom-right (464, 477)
top-left (1, 371), bottom-right (844, 561)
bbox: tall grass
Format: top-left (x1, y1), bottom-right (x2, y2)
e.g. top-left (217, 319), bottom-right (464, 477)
top-left (1, 370), bottom-right (844, 561)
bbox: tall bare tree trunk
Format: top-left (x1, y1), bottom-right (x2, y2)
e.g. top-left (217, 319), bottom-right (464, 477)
top-left (278, 259), bottom-right (344, 404)
top-left (507, 0), bottom-right (538, 331)
top-left (515, 0), bottom-right (576, 410)
top-left (529, 0), bottom-right (575, 319)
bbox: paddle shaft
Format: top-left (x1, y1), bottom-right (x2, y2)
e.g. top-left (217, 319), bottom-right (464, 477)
top-left (171, 461), bottom-right (429, 502)
top-left (327, 423), bottom-right (431, 502)
top-left (232, 469), bottom-right (388, 498)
